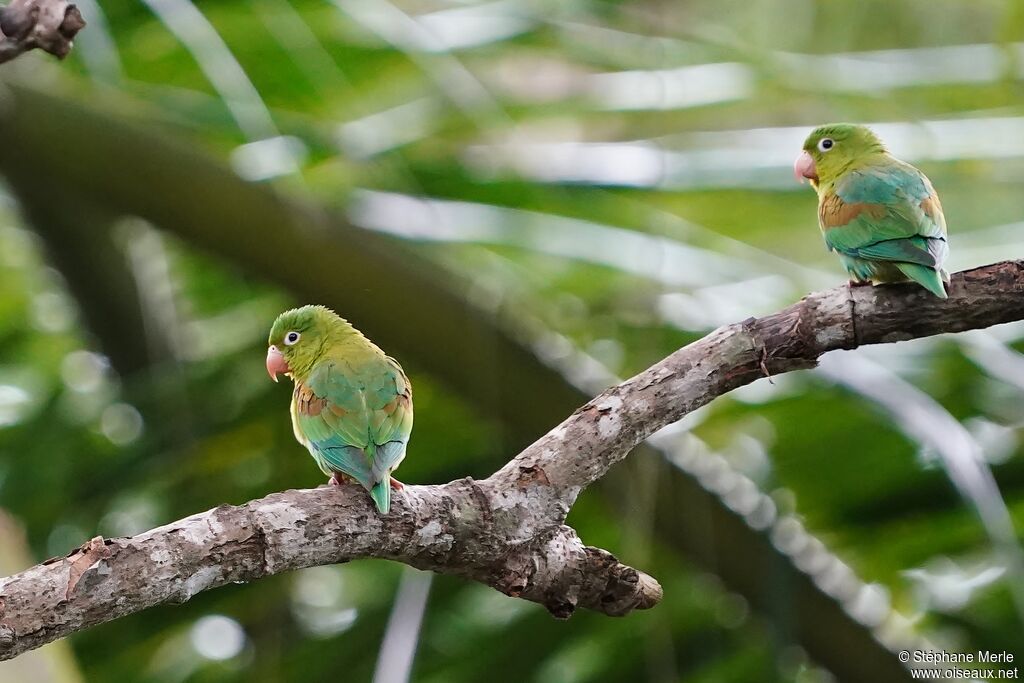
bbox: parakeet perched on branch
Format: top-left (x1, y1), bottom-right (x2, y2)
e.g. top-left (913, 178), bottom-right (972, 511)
top-left (794, 123), bottom-right (950, 298)
top-left (266, 305), bottom-right (413, 513)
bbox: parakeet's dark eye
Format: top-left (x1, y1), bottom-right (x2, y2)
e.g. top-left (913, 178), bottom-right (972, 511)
top-left (818, 138), bottom-right (834, 152)
top-left (285, 331), bottom-right (301, 346)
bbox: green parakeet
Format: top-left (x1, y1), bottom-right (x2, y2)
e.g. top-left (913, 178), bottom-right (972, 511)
top-left (266, 305), bottom-right (413, 513)
top-left (794, 123), bottom-right (950, 298)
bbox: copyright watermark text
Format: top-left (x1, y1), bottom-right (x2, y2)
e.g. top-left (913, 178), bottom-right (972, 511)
top-left (901, 650), bottom-right (1019, 680)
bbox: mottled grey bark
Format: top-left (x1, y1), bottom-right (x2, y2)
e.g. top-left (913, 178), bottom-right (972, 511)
top-left (0, 479), bottom-right (661, 661)
top-left (0, 261), bottom-right (1021, 661)
top-left (0, 0), bottom-right (84, 63)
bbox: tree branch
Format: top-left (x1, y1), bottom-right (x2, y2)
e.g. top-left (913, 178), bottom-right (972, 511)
top-left (0, 0), bottom-right (84, 64)
top-left (0, 480), bottom-right (662, 661)
top-left (1, 261), bottom-right (1021, 660)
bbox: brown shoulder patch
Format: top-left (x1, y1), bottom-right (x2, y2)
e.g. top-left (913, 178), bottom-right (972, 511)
top-left (920, 194), bottom-right (943, 221)
top-left (294, 384), bottom-right (327, 417)
top-left (819, 193), bottom-right (888, 229)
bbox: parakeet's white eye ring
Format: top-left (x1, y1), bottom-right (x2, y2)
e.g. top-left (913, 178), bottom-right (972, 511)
top-left (285, 331), bottom-right (300, 345)
top-left (818, 138), bottom-right (835, 152)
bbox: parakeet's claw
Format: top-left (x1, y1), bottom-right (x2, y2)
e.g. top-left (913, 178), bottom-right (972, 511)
top-left (389, 477), bottom-right (405, 490)
top-left (329, 472), bottom-right (352, 486)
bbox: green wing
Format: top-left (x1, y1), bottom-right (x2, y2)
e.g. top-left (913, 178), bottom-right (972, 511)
top-left (293, 352), bottom-right (413, 509)
top-left (819, 161), bottom-right (949, 296)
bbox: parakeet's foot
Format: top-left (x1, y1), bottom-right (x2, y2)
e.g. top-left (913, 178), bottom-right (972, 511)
top-left (329, 472), bottom-right (354, 486)
top-left (847, 279), bottom-right (872, 287)
top-left (389, 477), bottom-right (405, 490)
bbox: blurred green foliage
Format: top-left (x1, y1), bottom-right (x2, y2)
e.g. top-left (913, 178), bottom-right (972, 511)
top-left (1, 0), bottom-right (1024, 681)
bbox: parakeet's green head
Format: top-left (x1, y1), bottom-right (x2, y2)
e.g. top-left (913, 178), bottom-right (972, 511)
top-left (794, 123), bottom-right (887, 189)
top-left (266, 305), bottom-right (352, 382)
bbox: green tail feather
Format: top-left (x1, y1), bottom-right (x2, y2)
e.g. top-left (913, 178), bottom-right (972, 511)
top-left (370, 480), bottom-right (390, 514)
top-left (896, 262), bottom-right (947, 299)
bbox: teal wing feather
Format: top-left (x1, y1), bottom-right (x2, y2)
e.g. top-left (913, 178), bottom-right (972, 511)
top-left (293, 353), bottom-right (413, 511)
top-left (895, 263), bottom-right (948, 298)
top-left (819, 160), bottom-right (949, 297)
top-left (854, 236), bottom-right (936, 267)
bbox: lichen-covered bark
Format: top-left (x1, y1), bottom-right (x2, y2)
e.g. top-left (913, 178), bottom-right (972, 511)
top-left (0, 0), bottom-right (84, 64)
top-left (0, 261), bottom-right (1021, 661)
top-left (0, 481), bottom-right (660, 660)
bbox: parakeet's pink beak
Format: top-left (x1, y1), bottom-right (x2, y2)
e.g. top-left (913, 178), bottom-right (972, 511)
top-left (794, 150), bottom-right (817, 183)
top-left (266, 345), bottom-right (290, 382)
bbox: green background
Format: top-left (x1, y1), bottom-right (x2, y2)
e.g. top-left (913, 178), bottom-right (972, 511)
top-left (1, 0), bottom-right (1023, 681)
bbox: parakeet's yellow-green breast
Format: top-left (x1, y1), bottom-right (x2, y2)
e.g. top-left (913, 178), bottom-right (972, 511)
top-left (266, 305), bottom-right (413, 513)
top-left (794, 123), bottom-right (950, 298)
